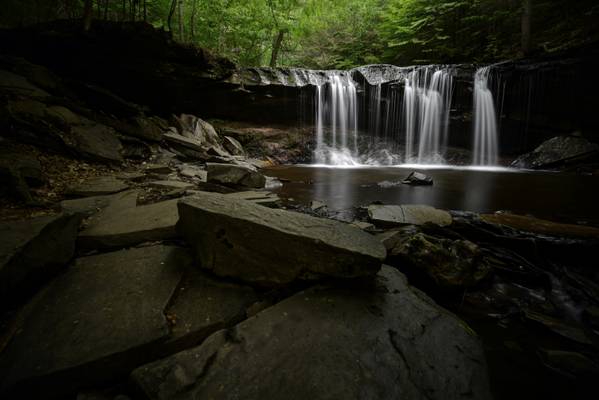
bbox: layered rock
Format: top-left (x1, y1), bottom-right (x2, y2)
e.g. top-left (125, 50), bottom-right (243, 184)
top-left (177, 192), bottom-right (386, 286)
top-left (131, 266), bottom-right (492, 400)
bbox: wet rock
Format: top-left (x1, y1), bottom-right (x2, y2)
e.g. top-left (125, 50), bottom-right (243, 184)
top-left (538, 349), bottom-right (599, 378)
top-left (402, 171), bottom-right (433, 185)
top-left (523, 310), bottom-right (592, 345)
top-left (206, 162), bottom-right (266, 188)
top-left (163, 132), bottom-right (206, 154)
top-left (222, 136), bottom-right (245, 156)
top-left (0, 213), bottom-right (82, 307)
top-left (131, 266), bottom-right (492, 400)
top-left (78, 198), bottom-right (180, 251)
top-left (368, 204), bottom-right (452, 227)
top-left (481, 213), bottom-right (599, 239)
top-left (67, 176), bottom-right (129, 197)
top-left (162, 268), bottom-right (257, 354)
top-left (511, 135), bottom-right (599, 169)
top-left (387, 232), bottom-right (492, 288)
top-left (0, 245), bottom-right (188, 398)
top-left (177, 192), bottom-right (386, 286)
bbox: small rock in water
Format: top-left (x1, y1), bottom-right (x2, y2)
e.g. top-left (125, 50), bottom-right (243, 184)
top-left (401, 171), bottom-right (433, 185)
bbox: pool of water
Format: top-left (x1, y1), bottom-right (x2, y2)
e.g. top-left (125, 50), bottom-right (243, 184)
top-left (264, 165), bottom-right (599, 225)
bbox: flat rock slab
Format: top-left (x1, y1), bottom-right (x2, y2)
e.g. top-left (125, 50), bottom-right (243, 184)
top-left (79, 198), bottom-right (180, 251)
top-left (368, 204), bottom-right (452, 227)
top-left (0, 213), bottom-right (81, 307)
top-left (206, 162), bottom-right (266, 188)
top-left (0, 245), bottom-right (188, 398)
top-left (132, 266), bottom-right (492, 400)
top-left (67, 176), bottom-right (129, 197)
top-left (177, 192), bottom-right (385, 286)
top-left (163, 269), bottom-right (257, 354)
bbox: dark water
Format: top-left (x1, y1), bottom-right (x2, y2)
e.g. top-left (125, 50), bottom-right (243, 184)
top-left (265, 165), bottom-right (599, 225)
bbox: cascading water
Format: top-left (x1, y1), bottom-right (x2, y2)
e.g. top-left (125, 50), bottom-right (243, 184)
top-left (473, 67), bottom-right (499, 165)
top-left (402, 67), bottom-right (454, 164)
top-left (313, 72), bottom-right (359, 165)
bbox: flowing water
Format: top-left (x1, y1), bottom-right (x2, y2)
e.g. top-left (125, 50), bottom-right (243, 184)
top-left (473, 67), bottom-right (500, 165)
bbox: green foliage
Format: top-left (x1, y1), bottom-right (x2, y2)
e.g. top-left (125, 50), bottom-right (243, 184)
top-left (1, 0), bottom-right (598, 68)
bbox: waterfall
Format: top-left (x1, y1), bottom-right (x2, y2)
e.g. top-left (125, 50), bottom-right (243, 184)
top-left (403, 67), bottom-right (454, 164)
top-left (313, 72), bottom-right (359, 165)
top-left (473, 67), bottom-right (499, 165)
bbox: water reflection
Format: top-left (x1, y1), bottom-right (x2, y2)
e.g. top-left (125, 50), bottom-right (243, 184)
top-left (265, 166), bottom-right (599, 225)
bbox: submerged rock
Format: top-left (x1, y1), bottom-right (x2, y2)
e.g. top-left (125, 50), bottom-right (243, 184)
top-left (206, 162), bottom-right (266, 188)
top-left (131, 266), bottom-right (492, 400)
top-left (386, 232), bottom-right (492, 288)
top-left (368, 204), bottom-right (452, 227)
top-left (0, 213), bottom-right (81, 307)
top-left (511, 135), bottom-right (599, 169)
top-left (0, 245), bottom-right (188, 398)
top-left (177, 191), bottom-right (386, 286)
top-left (402, 171), bottom-right (433, 185)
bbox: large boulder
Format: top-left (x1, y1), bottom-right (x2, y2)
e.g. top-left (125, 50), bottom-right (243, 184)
top-left (177, 192), bottom-right (386, 286)
top-left (0, 245), bottom-right (188, 398)
top-left (385, 231), bottom-right (492, 288)
top-left (368, 204), bottom-right (452, 228)
top-left (206, 162), bottom-right (266, 188)
top-left (131, 266), bottom-right (492, 400)
top-left (511, 135), bottom-right (599, 169)
top-left (0, 213), bottom-right (82, 307)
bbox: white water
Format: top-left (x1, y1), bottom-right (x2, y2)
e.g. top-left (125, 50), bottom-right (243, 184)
top-left (311, 66), bottom-right (504, 167)
top-left (403, 67), bottom-right (454, 164)
top-left (473, 67), bottom-right (499, 165)
top-left (313, 72), bottom-right (359, 163)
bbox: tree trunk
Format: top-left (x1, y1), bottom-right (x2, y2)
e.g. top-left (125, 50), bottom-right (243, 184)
top-left (190, 0), bottom-right (197, 41)
top-left (82, 0), bottom-right (93, 31)
top-left (269, 29), bottom-right (286, 67)
top-left (521, 0), bottom-right (532, 56)
top-left (104, 0), bottom-right (109, 20)
top-left (167, 0), bottom-right (177, 34)
top-left (178, 0), bottom-right (184, 41)
top-left (143, 0), bottom-right (147, 22)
